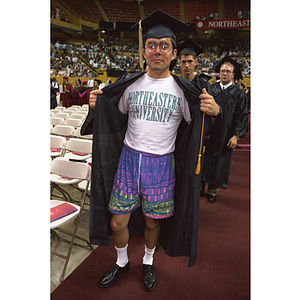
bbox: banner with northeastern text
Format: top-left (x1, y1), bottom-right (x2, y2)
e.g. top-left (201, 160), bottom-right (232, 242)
top-left (196, 19), bottom-right (250, 30)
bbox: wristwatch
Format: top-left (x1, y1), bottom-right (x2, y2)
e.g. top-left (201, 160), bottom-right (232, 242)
top-left (213, 105), bottom-right (222, 118)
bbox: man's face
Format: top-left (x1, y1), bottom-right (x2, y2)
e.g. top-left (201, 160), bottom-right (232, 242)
top-left (219, 63), bottom-right (234, 85)
top-left (179, 54), bottom-right (197, 78)
top-left (143, 38), bottom-right (176, 74)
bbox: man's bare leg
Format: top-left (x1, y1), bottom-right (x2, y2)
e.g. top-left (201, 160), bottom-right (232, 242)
top-left (99, 212), bottom-right (132, 288)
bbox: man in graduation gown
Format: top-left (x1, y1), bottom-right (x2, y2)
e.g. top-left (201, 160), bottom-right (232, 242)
top-left (60, 76), bottom-right (74, 108)
top-left (176, 37), bottom-right (223, 207)
top-left (81, 9), bottom-right (220, 291)
top-left (76, 79), bottom-right (90, 106)
top-left (201, 56), bottom-right (248, 203)
top-left (177, 38), bottom-right (211, 92)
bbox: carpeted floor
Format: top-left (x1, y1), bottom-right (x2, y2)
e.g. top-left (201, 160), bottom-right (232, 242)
top-left (51, 127), bottom-right (250, 300)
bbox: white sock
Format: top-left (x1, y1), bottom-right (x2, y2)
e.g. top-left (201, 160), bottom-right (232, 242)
top-left (115, 244), bottom-right (129, 268)
top-left (143, 245), bottom-right (155, 265)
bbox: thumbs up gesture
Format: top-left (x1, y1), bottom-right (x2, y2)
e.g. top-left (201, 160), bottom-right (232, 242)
top-left (89, 89), bottom-right (103, 111)
top-left (199, 88), bottom-right (220, 117)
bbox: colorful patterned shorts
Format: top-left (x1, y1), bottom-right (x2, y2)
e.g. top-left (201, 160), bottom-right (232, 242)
top-left (108, 145), bottom-right (175, 219)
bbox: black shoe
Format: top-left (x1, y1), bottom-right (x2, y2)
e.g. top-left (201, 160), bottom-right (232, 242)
top-left (142, 264), bottom-right (156, 291)
top-left (207, 194), bottom-right (216, 203)
top-left (99, 262), bottom-right (130, 288)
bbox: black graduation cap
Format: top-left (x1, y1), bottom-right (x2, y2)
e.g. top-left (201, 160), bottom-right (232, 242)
top-left (131, 9), bottom-right (190, 42)
top-left (199, 73), bottom-right (212, 81)
top-left (215, 55), bottom-right (243, 81)
top-left (177, 38), bottom-right (204, 57)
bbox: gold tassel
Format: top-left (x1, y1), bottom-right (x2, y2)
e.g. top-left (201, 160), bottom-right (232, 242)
top-left (195, 153), bottom-right (202, 175)
top-left (139, 20), bottom-right (144, 72)
top-left (195, 113), bottom-right (205, 175)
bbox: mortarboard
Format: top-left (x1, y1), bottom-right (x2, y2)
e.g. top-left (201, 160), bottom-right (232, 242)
top-left (215, 55), bottom-right (243, 81)
top-left (199, 73), bottom-right (213, 81)
top-left (82, 79), bottom-right (88, 83)
top-left (131, 9), bottom-right (190, 42)
top-left (177, 38), bottom-right (204, 57)
top-left (63, 76), bottom-right (69, 79)
top-left (131, 9), bottom-right (190, 70)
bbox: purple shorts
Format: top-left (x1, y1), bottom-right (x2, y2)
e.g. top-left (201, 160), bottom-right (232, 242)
top-left (108, 145), bottom-right (175, 219)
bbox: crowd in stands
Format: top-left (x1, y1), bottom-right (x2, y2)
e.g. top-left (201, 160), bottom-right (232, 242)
top-left (50, 35), bottom-right (250, 78)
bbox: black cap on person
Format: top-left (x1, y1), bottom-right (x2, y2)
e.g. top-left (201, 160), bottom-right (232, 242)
top-left (177, 38), bottom-right (204, 57)
top-left (215, 55), bottom-right (243, 80)
top-left (131, 9), bottom-right (190, 42)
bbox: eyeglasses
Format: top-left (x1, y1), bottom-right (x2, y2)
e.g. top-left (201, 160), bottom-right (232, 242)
top-left (220, 69), bottom-right (233, 74)
top-left (145, 41), bottom-right (172, 53)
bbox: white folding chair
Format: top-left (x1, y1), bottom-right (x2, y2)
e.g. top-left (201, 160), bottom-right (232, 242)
top-left (64, 118), bottom-right (82, 128)
top-left (75, 110), bottom-right (87, 116)
top-left (50, 157), bottom-right (93, 281)
top-left (70, 114), bottom-right (85, 121)
top-left (73, 127), bottom-right (93, 140)
top-left (62, 110), bottom-right (73, 117)
top-left (50, 117), bottom-right (64, 126)
top-left (55, 113), bottom-right (69, 121)
top-left (51, 109), bottom-right (62, 114)
top-left (81, 104), bottom-right (89, 110)
top-left (50, 124), bottom-right (53, 133)
top-left (64, 138), bottom-right (92, 160)
top-left (51, 125), bottom-right (75, 138)
top-left (50, 135), bottom-right (66, 158)
top-left (55, 107), bottom-right (65, 112)
top-left (66, 107), bottom-right (78, 113)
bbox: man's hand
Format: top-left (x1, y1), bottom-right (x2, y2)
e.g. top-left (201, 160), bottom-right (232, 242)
top-left (227, 135), bottom-right (239, 149)
top-left (89, 89), bottom-right (103, 110)
top-left (199, 88), bottom-right (220, 116)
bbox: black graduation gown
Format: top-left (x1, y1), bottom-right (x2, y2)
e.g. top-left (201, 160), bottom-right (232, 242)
top-left (81, 72), bottom-right (207, 266)
top-left (50, 86), bottom-right (57, 109)
top-left (202, 82), bottom-right (248, 187)
top-left (191, 75), bottom-right (211, 94)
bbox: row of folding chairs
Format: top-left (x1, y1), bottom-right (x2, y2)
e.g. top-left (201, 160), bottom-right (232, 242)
top-left (50, 135), bottom-right (92, 159)
top-left (50, 105), bottom-right (89, 127)
top-left (50, 124), bottom-right (92, 139)
top-left (50, 157), bottom-right (92, 281)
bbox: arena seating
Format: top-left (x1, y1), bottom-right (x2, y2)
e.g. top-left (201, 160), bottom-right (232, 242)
top-left (100, 0), bottom-right (140, 23)
top-left (144, 0), bottom-right (180, 19)
top-left (185, 0), bottom-right (218, 23)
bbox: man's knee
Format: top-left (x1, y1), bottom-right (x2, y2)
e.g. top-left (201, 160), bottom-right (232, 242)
top-left (144, 216), bottom-right (159, 231)
top-left (110, 214), bottom-right (131, 233)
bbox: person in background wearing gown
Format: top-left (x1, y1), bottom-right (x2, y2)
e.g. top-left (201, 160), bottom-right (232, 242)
top-left (73, 78), bottom-right (81, 105)
top-left (76, 79), bottom-right (90, 106)
top-left (201, 56), bottom-right (248, 203)
top-left (50, 79), bottom-right (57, 109)
top-left (61, 76), bottom-right (74, 108)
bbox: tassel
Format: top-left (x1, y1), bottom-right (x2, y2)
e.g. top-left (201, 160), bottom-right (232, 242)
top-left (195, 112), bottom-right (205, 175)
top-left (194, 153), bottom-right (202, 175)
top-left (139, 20), bottom-right (144, 72)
